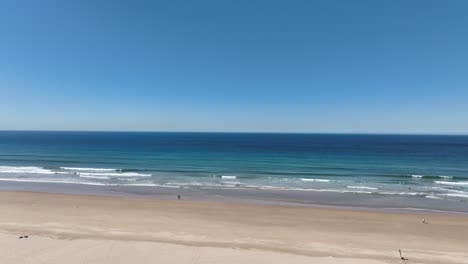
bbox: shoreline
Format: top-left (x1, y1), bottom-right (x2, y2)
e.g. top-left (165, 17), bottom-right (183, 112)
top-left (1, 191), bottom-right (468, 264)
top-left (1, 180), bottom-right (468, 215)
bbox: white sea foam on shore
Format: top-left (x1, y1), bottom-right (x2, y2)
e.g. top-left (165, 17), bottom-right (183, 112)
top-left (425, 195), bottom-right (443, 200)
top-left (79, 175), bottom-right (111, 180)
top-left (378, 191), bottom-right (426, 196)
top-left (347, 186), bottom-right (378, 190)
top-left (0, 178), bottom-right (106, 186)
top-left (123, 183), bottom-right (159, 187)
top-left (0, 166), bottom-right (55, 175)
top-left (445, 193), bottom-right (468, 198)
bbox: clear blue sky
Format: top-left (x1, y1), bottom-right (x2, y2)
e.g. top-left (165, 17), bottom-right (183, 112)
top-left (1, 0), bottom-right (467, 133)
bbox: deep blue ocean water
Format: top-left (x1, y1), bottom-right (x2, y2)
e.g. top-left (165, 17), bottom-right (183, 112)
top-left (0, 131), bottom-right (468, 202)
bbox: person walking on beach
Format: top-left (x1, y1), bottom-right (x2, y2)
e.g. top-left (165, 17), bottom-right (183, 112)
top-left (177, 194), bottom-right (181, 200)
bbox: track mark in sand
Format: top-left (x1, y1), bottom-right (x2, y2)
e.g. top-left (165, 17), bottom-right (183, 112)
top-left (186, 249), bottom-right (224, 264)
top-left (186, 248), bottom-right (214, 264)
top-left (188, 254), bottom-right (205, 264)
top-left (105, 241), bottom-right (116, 262)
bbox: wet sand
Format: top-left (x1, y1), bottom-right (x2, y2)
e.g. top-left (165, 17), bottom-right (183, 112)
top-left (1, 180), bottom-right (468, 214)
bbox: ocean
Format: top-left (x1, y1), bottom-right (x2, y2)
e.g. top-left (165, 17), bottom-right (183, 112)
top-left (1, 131), bottom-right (468, 209)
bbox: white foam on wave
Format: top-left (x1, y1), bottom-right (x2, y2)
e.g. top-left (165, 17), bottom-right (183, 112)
top-left (0, 166), bottom-right (55, 175)
top-left (0, 177), bottom-right (106, 186)
top-left (61, 167), bottom-right (118, 172)
top-left (221, 175), bottom-right (237, 179)
top-left (411, 175), bottom-right (423, 178)
top-left (439, 175), bottom-right (453, 179)
top-left (77, 172), bottom-right (151, 177)
top-left (435, 181), bottom-right (468, 186)
top-left (347, 186), bottom-right (378, 190)
top-left (301, 178), bottom-right (331, 182)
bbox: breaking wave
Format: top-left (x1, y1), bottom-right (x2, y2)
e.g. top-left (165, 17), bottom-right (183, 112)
top-left (61, 167), bottom-right (119, 172)
top-left (221, 175), bottom-right (237, 179)
top-left (301, 178), bottom-right (331, 182)
top-left (435, 181), bottom-right (468, 186)
top-left (0, 166), bottom-right (55, 175)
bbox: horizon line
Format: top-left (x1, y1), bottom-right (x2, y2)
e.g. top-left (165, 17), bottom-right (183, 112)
top-left (1, 129), bottom-right (468, 136)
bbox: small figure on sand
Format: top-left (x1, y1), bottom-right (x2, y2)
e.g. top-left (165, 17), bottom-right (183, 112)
top-left (422, 218), bottom-right (427, 224)
top-left (399, 249), bottom-right (408, 260)
top-left (177, 194), bottom-right (181, 200)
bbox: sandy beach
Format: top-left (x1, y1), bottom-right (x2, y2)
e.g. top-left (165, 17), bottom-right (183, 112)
top-left (1, 191), bottom-right (467, 264)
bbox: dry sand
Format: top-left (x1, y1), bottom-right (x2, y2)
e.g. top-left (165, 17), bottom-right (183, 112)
top-left (1, 191), bottom-right (467, 264)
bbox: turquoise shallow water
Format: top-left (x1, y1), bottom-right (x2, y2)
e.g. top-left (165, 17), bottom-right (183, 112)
top-left (0, 131), bottom-right (468, 203)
